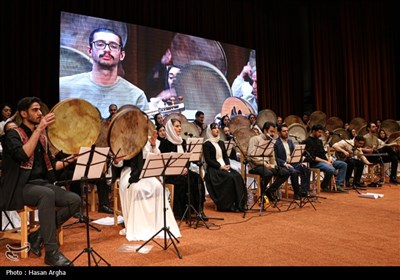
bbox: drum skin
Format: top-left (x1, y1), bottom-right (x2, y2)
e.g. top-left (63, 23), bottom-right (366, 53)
top-left (163, 113), bottom-right (188, 126)
top-left (228, 115), bottom-right (251, 135)
top-left (257, 109), bottom-right (277, 129)
top-left (233, 127), bottom-right (256, 157)
top-left (47, 98), bottom-right (101, 155)
top-left (181, 121), bottom-right (201, 140)
top-left (287, 123), bottom-right (307, 143)
top-left (108, 107), bottom-right (148, 160)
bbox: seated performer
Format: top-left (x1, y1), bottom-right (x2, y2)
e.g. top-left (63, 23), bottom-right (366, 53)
top-left (247, 121), bottom-right (290, 202)
top-left (362, 122), bottom-right (400, 184)
top-left (332, 135), bottom-right (371, 188)
top-left (0, 97), bottom-right (80, 266)
top-left (304, 124), bottom-right (348, 192)
top-left (203, 123), bottom-right (247, 212)
top-left (159, 118), bottom-right (207, 219)
top-left (114, 130), bottom-right (181, 241)
top-left (274, 124), bottom-right (310, 199)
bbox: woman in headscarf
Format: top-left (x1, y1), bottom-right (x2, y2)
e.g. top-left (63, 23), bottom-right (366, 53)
top-left (203, 123), bottom-right (247, 212)
top-left (114, 130), bottom-right (181, 241)
top-left (159, 118), bottom-right (206, 219)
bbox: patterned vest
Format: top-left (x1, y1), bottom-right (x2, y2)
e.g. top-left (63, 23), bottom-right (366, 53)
top-left (15, 127), bottom-right (53, 171)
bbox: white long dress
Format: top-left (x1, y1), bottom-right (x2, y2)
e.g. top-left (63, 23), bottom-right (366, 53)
top-left (118, 143), bottom-right (181, 241)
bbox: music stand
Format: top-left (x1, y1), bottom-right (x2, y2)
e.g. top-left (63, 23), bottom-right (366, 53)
top-left (70, 145), bottom-right (111, 266)
top-left (63, 147), bottom-right (111, 232)
top-left (247, 138), bottom-right (277, 215)
top-left (286, 145), bottom-right (317, 211)
top-left (135, 152), bottom-right (191, 259)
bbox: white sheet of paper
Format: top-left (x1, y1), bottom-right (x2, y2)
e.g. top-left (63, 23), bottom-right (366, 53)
top-left (140, 152), bottom-right (192, 179)
top-left (187, 137), bottom-right (203, 162)
top-left (251, 138), bottom-right (275, 157)
top-left (289, 144), bottom-right (306, 164)
top-left (72, 147), bottom-right (109, 181)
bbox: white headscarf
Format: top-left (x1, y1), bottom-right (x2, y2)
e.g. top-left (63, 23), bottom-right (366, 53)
top-left (205, 124), bottom-right (220, 143)
top-left (165, 119), bottom-right (183, 145)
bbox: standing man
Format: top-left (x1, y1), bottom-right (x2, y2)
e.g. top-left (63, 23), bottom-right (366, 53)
top-left (60, 27), bottom-right (149, 118)
top-left (274, 124), bottom-right (311, 199)
top-left (304, 124), bottom-right (348, 192)
top-left (0, 97), bottom-right (81, 266)
top-left (247, 122), bottom-right (289, 202)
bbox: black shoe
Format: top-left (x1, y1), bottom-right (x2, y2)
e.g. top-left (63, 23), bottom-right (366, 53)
top-left (45, 250), bottom-right (73, 266)
top-left (390, 177), bottom-right (400, 184)
top-left (354, 182), bottom-right (367, 190)
top-left (28, 230), bottom-right (43, 257)
top-left (98, 204), bottom-right (114, 214)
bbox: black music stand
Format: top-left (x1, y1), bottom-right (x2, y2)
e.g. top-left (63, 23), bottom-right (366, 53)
top-left (136, 152), bottom-right (191, 259)
top-left (70, 145), bottom-right (111, 266)
top-left (247, 137), bottom-right (277, 215)
top-left (63, 147), bottom-right (111, 232)
top-left (286, 144), bottom-right (317, 211)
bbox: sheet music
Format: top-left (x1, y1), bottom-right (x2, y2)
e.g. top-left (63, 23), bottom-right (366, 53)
top-left (289, 144), bottom-right (306, 164)
top-left (140, 152), bottom-right (192, 179)
top-left (187, 137), bottom-right (203, 162)
top-left (250, 138), bottom-right (275, 157)
top-left (72, 147), bottom-right (110, 180)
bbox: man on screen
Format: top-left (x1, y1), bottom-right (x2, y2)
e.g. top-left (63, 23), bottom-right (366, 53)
top-left (60, 28), bottom-right (149, 118)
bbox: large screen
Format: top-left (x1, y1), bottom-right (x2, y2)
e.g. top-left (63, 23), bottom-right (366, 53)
top-left (60, 12), bottom-right (257, 126)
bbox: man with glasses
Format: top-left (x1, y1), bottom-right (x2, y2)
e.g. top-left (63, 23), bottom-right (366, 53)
top-left (60, 28), bottom-right (149, 118)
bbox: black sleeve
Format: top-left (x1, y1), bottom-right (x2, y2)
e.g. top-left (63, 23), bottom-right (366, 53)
top-left (128, 152), bottom-right (144, 184)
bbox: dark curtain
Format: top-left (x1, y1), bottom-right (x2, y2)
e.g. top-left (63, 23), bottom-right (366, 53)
top-left (0, 0), bottom-right (397, 123)
top-left (309, 0), bottom-right (396, 121)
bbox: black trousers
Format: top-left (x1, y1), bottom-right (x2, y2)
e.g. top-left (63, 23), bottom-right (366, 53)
top-left (23, 180), bottom-right (81, 253)
top-left (249, 165), bottom-right (290, 194)
top-left (345, 158), bottom-right (364, 183)
top-left (367, 146), bottom-right (398, 178)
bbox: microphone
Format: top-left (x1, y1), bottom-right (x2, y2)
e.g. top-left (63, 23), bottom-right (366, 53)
top-left (226, 134), bottom-right (235, 140)
top-left (184, 132), bottom-right (194, 137)
top-left (265, 134), bottom-right (274, 140)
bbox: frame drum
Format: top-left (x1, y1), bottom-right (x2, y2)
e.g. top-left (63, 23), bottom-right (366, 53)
top-left (256, 109), bottom-right (277, 129)
top-left (233, 127), bottom-right (256, 157)
top-left (325, 116), bottom-right (344, 132)
top-left (174, 60), bottom-right (231, 125)
top-left (288, 123), bottom-right (307, 143)
top-left (108, 107), bottom-right (148, 160)
top-left (349, 117), bottom-right (367, 132)
top-left (228, 115), bottom-right (250, 135)
top-left (381, 119), bottom-right (400, 137)
top-left (330, 128), bottom-right (350, 145)
top-left (357, 125), bottom-right (368, 136)
top-left (309, 110), bottom-right (327, 128)
top-left (284, 115), bottom-right (304, 127)
top-left (163, 113), bottom-right (188, 126)
top-left (181, 121), bottom-right (200, 140)
top-left (47, 98), bottom-right (101, 155)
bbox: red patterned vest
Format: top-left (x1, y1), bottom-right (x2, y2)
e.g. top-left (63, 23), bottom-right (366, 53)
top-left (15, 127), bottom-right (53, 171)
